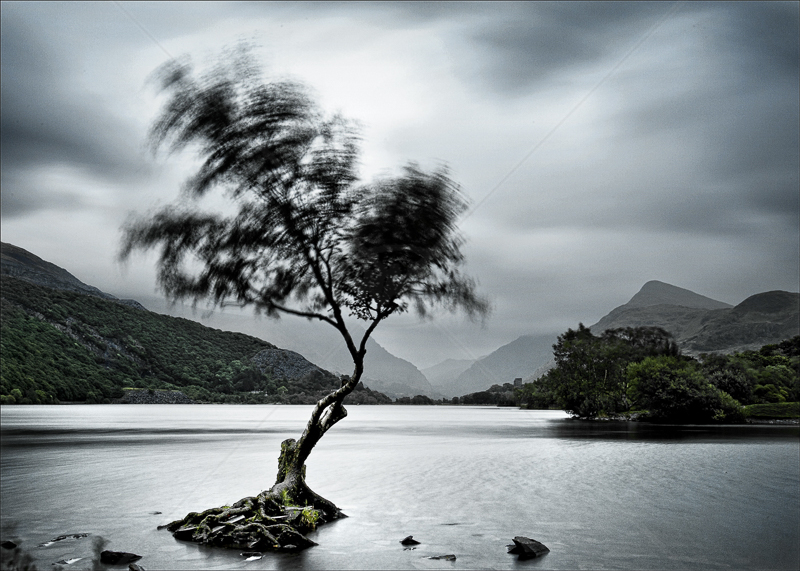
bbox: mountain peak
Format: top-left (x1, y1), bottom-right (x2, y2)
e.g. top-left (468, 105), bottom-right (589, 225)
top-left (626, 280), bottom-right (731, 310)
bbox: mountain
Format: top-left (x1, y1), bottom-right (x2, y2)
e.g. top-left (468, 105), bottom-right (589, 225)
top-left (591, 280), bottom-right (732, 337)
top-left (443, 334), bottom-right (558, 398)
top-left (676, 291), bottom-right (800, 353)
top-left (444, 280), bottom-right (798, 397)
top-left (591, 281), bottom-right (798, 354)
top-left (156, 305), bottom-right (437, 399)
top-left (1, 242), bottom-right (428, 400)
top-left (624, 280), bottom-right (732, 310)
top-left (0, 243), bottom-right (391, 404)
top-left (1, 242), bottom-right (147, 311)
top-left (422, 358), bottom-right (475, 394)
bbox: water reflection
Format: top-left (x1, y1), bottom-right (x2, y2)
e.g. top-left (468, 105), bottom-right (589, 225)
top-left (537, 418), bottom-right (800, 443)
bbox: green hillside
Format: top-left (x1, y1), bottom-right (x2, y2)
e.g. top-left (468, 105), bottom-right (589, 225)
top-left (0, 276), bottom-right (389, 404)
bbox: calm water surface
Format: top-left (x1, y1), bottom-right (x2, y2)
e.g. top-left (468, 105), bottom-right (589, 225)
top-left (1, 405), bottom-right (798, 570)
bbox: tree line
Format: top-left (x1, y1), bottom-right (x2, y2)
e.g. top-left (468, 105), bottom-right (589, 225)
top-left (516, 325), bottom-right (799, 422)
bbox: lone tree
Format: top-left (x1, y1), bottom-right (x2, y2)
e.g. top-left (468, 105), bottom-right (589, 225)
top-left (121, 56), bottom-right (488, 551)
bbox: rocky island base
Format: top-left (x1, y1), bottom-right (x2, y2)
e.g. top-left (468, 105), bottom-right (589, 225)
top-left (160, 493), bottom-right (342, 552)
top-left (160, 439), bottom-right (344, 552)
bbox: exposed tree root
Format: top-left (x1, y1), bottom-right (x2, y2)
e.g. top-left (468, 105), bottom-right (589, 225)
top-left (161, 439), bottom-right (345, 552)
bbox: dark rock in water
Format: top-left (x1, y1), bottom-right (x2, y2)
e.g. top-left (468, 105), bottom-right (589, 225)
top-left (1, 541), bottom-right (17, 550)
top-left (507, 536), bottom-right (549, 559)
top-left (128, 564), bottom-right (146, 571)
top-left (428, 554), bottom-right (457, 561)
top-left (100, 550), bottom-right (143, 564)
top-left (400, 536), bottom-right (420, 545)
top-left (149, 511), bottom-right (162, 515)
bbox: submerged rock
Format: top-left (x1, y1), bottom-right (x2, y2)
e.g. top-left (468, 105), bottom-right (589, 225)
top-left (428, 554), bottom-right (457, 561)
top-left (1, 541), bottom-right (17, 550)
top-left (99, 551), bottom-right (142, 564)
top-left (507, 536), bottom-right (549, 559)
top-left (37, 533), bottom-right (89, 547)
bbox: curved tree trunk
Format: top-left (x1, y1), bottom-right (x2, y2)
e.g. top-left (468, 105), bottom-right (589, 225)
top-left (162, 357), bottom-right (365, 552)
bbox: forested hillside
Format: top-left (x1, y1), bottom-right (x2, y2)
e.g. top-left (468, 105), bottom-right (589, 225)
top-left (0, 276), bottom-right (389, 404)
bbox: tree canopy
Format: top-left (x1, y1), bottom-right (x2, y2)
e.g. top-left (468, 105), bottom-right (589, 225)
top-left (121, 57), bottom-right (488, 368)
top-left (542, 324), bottom-right (679, 417)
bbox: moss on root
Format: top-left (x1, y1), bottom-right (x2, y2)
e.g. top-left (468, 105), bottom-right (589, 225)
top-left (161, 440), bottom-right (344, 552)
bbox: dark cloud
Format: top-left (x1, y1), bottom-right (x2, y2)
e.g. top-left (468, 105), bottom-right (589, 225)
top-left (0, 7), bottom-right (153, 218)
top-left (0, 176), bottom-right (88, 218)
top-left (456, 2), bottom-right (672, 94)
top-left (472, 1), bottom-right (799, 248)
top-left (720, 1), bottom-right (800, 79)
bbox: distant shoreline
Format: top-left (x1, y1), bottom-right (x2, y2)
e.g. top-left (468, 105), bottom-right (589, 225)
top-left (22, 402), bottom-right (800, 424)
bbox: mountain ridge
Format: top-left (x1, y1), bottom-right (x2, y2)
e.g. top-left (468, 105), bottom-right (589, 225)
top-left (0, 242), bottom-right (434, 398)
top-left (1, 242), bottom-right (147, 311)
top-left (434, 333), bottom-right (556, 397)
top-left (1, 263), bottom-right (392, 405)
top-left (443, 281), bottom-right (799, 397)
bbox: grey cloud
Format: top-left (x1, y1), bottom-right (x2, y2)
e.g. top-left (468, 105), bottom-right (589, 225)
top-left (1, 8), bottom-right (154, 219)
top-left (719, 2), bottom-right (799, 79)
top-left (481, 3), bottom-right (800, 241)
top-left (457, 2), bottom-right (672, 94)
top-left (0, 176), bottom-right (88, 218)
top-left (443, 2), bottom-right (798, 99)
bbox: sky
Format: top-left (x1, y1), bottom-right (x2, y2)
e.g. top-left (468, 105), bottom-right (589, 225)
top-left (2, 1), bottom-right (798, 369)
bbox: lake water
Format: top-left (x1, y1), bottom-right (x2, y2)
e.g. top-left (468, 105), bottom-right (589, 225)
top-left (1, 405), bottom-right (798, 570)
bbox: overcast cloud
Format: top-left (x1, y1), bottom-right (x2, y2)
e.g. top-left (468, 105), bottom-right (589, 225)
top-left (1, 1), bottom-right (798, 368)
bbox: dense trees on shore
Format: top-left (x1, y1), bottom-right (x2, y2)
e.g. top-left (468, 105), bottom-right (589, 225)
top-left (518, 325), bottom-right (799, 422)
top-left (0, 277), bottom-right (390, 405)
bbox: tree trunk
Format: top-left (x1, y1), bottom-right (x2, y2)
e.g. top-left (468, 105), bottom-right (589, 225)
top-left (161, 359), bottom-right (364, 552)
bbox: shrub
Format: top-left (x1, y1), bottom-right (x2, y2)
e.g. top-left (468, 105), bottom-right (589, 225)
top-left (743, 402), bottom-right (800, 419)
